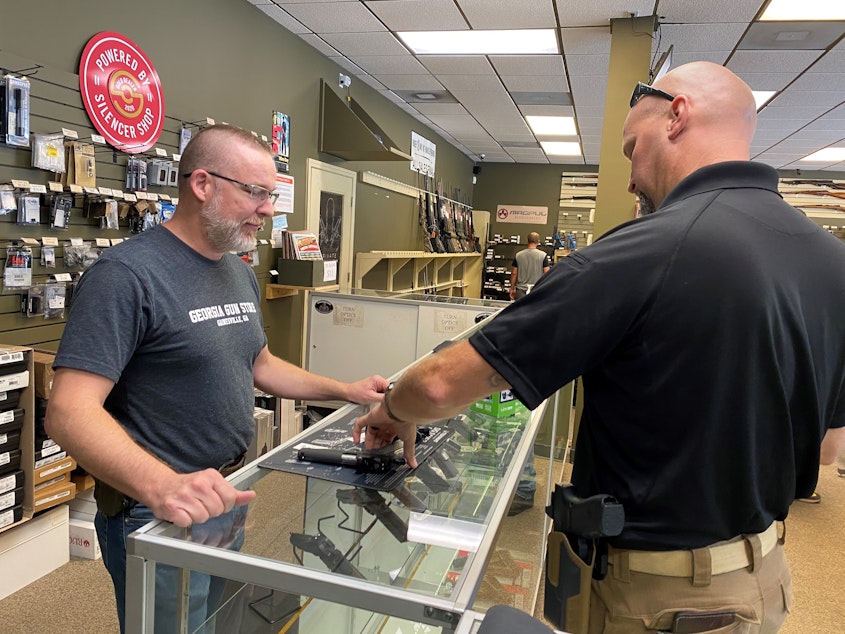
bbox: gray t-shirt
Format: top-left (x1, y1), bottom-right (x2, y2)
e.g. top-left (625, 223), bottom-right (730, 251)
top-left (54, 225), bottom-right (267, 473)
top-left (512, 247), bottom-right (550, 292)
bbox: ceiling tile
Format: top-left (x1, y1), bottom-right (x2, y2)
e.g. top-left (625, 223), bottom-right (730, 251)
top-left (489, 55), bottom-right (566, 76)
top-left (553, 0), bottom-right (653, 27)
top-left (256, 4), bottom-right (310, 32)
top-left (297, 33), bottom-right (341, 57)
top-left (322, 31), bottom-right (408, 57)
top-left (727, 50), bottom-right (822, 74)
top-left (363, 0), bottom-right (467, 30)
top-left (348, 55), bottom-right (429, 75)
top-left (458, 0), bottom-right (557, 29)
top-left (501, 75), bottom-right (568, 93)
top-left (656, 0), bottom-right (762, 23)
top-left (419, 56), bottom-right (496, 75)
top-left (282, 1), bottom-right (384, 33)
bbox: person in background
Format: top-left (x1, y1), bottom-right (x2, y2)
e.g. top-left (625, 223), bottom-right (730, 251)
top-left (506, 232), bottom-right (551, 513)
top-left (509, 231), bottom-right (551, 300)
top-left (353, 62), bottom-right (845, 633)
top-left (45, 125), bottom-right (388, 633)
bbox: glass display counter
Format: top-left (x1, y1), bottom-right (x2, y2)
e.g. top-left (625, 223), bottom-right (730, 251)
top-left (126, 401), bottom-right (548, 633)
top-left (125, 316), bottom-right (568, 634)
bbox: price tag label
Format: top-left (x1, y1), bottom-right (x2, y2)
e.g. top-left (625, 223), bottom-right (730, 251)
top-left (260, 135), bottom-right (268, 142)
top-left (29, 184), bottom-right (47, 194)
top-left (62, 128), bottom-right (79, 139)
top-left (69, 237), bottom-right (85, 246)
top-left (147, 192), bottom-right (159, 201)
top-left (98, 187), bottom-right (113, 197)
top-left (259, 239), bottom-right (269, 245)
top-left (91, 134), bottom-right (106, 144)
top-left (19, 237), bottom-right (39, 245)
top-left (159, 194), bottom-right (171, 201)
top-left (69, 184), bottom-right (83, 194)
top-left (135, 192), bottom-right (148, 200)
top-left (83, 187), bottom-right (100, 195)
top-left (269, 269), bottom-right (278, 276)
top-left (111, 238), bottom-right (125, 245)
top-left (11, 179), bottom-right (29, 189)
top-left (172, 153), bottom-right (181, 162)
top-left (112, 190), bottom-right (124, 199)
top-left (48, 182), bottom-right (64, 192)
top-left (124, 193), bottom-right (137, 202)
top-left (42, 237), bottom-right (59, 246)
top-left (206, 117), bottom-right (215, 125)
top-left (53, 272), bottom-right (72, 282)
top-left (155, 147), bottom-right (167, 157)
top-left (95, 238), bottom-right (111, 247)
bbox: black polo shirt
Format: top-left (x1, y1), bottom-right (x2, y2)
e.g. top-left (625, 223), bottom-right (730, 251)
top-left (470, 161), bottom-right (845, 550)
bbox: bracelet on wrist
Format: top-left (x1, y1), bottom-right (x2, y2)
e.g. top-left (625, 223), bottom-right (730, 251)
top-left (382, 381), bottom-right (407, 423)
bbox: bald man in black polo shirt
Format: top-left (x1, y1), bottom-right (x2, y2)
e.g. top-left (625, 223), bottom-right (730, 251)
top-left (354, 62), bottom-right (845, 633)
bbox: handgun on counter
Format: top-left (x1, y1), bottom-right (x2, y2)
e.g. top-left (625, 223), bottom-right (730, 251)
top-left (336, 488), bottom-right (408, 542)
top-left (289, 530), bottom-right (366, 579)
top-left (296, 447), bottom-right (404, 473)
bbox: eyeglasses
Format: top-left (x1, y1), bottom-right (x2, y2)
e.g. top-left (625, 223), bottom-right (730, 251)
top-left (182, 170), bottom-right (279, 204)
top-left (629, 81), bottom-right (675, 108)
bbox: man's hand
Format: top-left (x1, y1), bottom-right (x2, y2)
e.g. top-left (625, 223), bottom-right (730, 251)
top-left (353, 406), bottom-right (419, 468)
top-left (146, 470), bottom-right (257, 528)
top-left (347, 375), bottom-right (390, 404)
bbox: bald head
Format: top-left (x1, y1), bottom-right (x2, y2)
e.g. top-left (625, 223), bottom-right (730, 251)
top-left (654, 61), bottom-right (757, 149)
top-left (622, 62), bottom-right (758, 210)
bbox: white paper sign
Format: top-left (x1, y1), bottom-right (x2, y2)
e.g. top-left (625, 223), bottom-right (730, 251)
top-left (410, 131), bottom-right (436, 176)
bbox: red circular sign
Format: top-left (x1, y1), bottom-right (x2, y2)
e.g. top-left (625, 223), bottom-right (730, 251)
top-left (79, 32), bottom-right (165, 154)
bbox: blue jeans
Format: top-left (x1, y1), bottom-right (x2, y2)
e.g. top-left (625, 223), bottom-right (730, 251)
top-left (95, 503), bottom-right (248, 634)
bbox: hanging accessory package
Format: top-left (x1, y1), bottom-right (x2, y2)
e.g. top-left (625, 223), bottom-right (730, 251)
top-left (0, 185), bottom-right (17, 216)
top-left (31, 132), bottom-right (66, 173)
top-left (16, 192), bottom-right (41, 225)
top-left (3, 244), bottom-right (33, 292)
top-left (0, 74), bottom-right (31, 147)
top-left (51, 193), bottom-right (73, 230)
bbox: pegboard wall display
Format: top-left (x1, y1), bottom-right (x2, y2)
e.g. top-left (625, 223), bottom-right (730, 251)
top-left (0, 50), bottom-right (274, 349)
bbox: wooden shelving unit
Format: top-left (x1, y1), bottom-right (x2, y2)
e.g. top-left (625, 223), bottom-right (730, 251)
top-left (354, 251), bottom-right (482, 297)
top-left (265, 284), bottom-right (339, 300)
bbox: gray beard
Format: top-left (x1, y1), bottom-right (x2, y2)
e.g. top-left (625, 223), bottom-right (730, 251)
top-left (637, 194), bottom-right (657, 216)
top-left (201, 193), bottom-right (261, 253)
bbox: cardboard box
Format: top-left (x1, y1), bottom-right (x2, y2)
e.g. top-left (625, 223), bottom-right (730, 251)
top-left (33, 480), bottom-right (76, 513)
top-left (69, 517), bottom-right (101, 559)
top-left (32, 351), bottom-right (55, 399)
top-left (276, 259), bottom-right (336, 286)
top-left (71, 471), bottom-right (95, 493)
top-left (0, 505), bottom-right (69, 600)
top-left (470, 389), bottom-right (528, 418)
top-left (33, 456), bottom-right (76, 486)
top-left (247, 407), bottom-right (275, 464)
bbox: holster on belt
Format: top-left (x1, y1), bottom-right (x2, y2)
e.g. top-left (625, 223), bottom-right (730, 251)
top-left (544, 531), bottom-right (594, 634)
top-left (543, 484), bottom-right (626, 634)
top-left (94, 478), bottom-right (135, 517)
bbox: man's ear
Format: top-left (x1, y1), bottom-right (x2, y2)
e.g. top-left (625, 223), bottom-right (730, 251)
top-left (666, 95), bottom-right (688, 141)
top-left (187, 170), bottom-right (213, 203)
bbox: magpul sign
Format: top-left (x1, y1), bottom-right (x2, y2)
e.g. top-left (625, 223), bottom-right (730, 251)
top-left (79, 32), bottom-right (165, 154)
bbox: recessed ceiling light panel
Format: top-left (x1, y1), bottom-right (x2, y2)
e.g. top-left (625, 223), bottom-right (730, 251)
top-left (398, 30), bottom-right (559, 56)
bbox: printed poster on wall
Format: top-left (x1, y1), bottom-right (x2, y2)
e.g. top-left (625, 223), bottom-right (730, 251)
top-left (272, 111), bottom-right (290, 173)
top-left (319, 191), bottom-right (343, 263)
top-left (495, 204), bottom-right (548, 225)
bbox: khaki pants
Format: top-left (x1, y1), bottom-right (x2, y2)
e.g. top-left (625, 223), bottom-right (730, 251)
top-left (588, 542), bottom-right (792, 633)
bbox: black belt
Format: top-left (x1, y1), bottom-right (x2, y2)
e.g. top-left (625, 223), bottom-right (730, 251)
top-left (96, 452), bottom-right (247, 516)
top-left (219, 452), bottom-right (246, 477)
